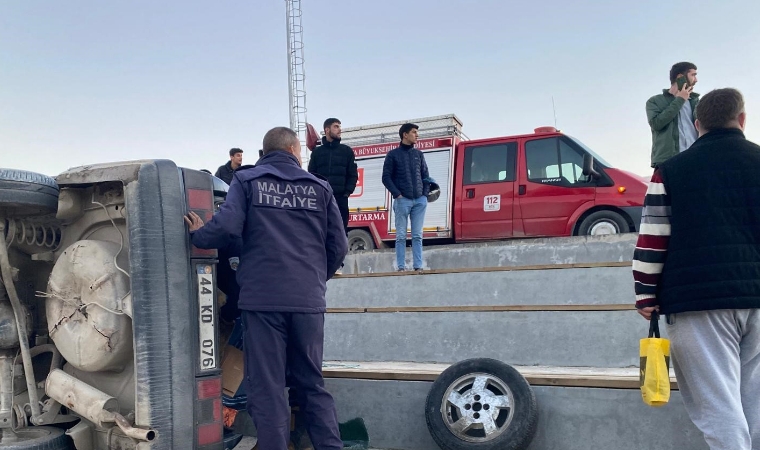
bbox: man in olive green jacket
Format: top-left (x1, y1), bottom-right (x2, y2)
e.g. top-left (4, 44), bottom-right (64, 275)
top-left (646, 62), bottom-right (700, 168)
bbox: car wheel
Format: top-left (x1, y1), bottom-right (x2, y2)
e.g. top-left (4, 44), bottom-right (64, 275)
top-left (0, 169), bottom-right (59, 217)
top-left (347, 229), bottom-right (375, 251)
top-left (425, 358), bottom-right (538, 450)
top-left (577, 210), bottom-right (629, 236)
top-left (0, 427), bottom-right (71, 450)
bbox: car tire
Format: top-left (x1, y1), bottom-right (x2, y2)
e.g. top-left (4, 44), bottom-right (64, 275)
top-left (577, 210), bottom-right (629, 236)
top-left (425, 358), bottom-right (538, 450)
top-left (347, 229), bottom-right (375, 251)
top-left (0, 169), bottom-right (59, 217)
top-left (0, 426), bottom-right (71, 450)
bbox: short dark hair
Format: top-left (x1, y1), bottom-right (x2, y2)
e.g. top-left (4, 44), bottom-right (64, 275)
top-left (229, 147), bottom-right (243, 157)
top-left (669, 62), bottom-right (697, 84)
top-left (695, 88), bottom-right (745, 132)
top-left (399, 123), bottom-right (419, 140)
top-left (262, 127), bottom-right (299, 155)
top-left (323, 118), bottom-right (341, 131)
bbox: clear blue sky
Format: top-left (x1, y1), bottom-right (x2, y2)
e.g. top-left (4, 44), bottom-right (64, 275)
top-left (2, 0), bottom-right (758, 177)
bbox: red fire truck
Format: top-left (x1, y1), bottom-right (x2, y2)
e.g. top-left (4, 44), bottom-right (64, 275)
top-left (336, 114), bottom-right (647, 251)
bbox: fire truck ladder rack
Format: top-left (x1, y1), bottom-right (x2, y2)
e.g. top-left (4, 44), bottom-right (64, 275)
top-left (339, 114), bottom-right (469, 148)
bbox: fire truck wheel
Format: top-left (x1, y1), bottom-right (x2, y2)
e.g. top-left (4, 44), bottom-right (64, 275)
top-left (0, 169), bottom-right (59, 217)
top-left (347, 229), bottom-right (375, 251)
top-left (425, 358), bottom-right (538, 450)
top-left (577, 210), bottom-right (629, 236)
top-left (0, 426), bottom-right (70, 450)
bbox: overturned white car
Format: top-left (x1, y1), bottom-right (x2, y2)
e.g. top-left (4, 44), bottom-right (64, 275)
top-left (0, 161), bottom-right (231, 450)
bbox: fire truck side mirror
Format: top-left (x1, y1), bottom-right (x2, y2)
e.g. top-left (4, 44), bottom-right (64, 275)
top-left (582, 154), bottom-right (600, 180)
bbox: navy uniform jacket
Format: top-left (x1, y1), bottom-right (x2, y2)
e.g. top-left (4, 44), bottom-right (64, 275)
top-left (191, 151), bottom-right (348, 313)
top-left (217, 238), bottom-right (242, 321)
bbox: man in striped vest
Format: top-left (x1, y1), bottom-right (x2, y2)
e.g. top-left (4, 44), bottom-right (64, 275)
top-left (633, 88), bottom-right (760, 450)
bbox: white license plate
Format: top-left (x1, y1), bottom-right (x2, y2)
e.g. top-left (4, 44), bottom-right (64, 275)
top-left (197, 264), bottom-right (216, 371)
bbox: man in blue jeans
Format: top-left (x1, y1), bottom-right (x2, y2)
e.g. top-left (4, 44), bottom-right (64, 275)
top-left (382, 123), bottom-right (430, 272)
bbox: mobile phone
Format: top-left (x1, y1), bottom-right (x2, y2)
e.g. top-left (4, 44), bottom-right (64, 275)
top-left (676, 75), bottom-right (689, 90)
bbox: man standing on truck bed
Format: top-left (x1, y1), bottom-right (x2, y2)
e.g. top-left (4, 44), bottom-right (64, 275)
top-left (382, 123), bottom-right (430, 272)
top-left (646, 62), bottom-right (700, 169)
top-left (185, 126), bottom-right (348, 450)
top-left (215, 147), bottom-right (244, 185)
top-left (633, 88), bottom-right (759, 450)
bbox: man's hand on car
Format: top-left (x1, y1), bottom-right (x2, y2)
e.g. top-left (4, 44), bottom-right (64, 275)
top-left (184, 211), bottom-right (204, 232)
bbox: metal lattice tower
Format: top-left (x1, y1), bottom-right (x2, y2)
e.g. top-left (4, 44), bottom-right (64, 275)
top-left (285, 0), bottom-right (309, 165)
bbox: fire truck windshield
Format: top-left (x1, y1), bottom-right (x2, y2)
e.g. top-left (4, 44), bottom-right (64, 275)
top-left (566, 135), bottom-right (613, 168)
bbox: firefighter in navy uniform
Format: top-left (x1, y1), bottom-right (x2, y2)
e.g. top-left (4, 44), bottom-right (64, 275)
top-left (185, 127), bottom-right (347, 450)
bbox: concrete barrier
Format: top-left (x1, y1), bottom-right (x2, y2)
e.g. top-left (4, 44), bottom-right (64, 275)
top-left (342, 234), bottom-right (638, 274)
top-left (328, 266), bottom-right (635, 309)
top-left (326, 264), bottom-right (644, 368)
top-left (324, 310), bottom-right (657, 368)
top-left (321, 234), bottom-right (699, 450)
top-left (326, 378), bottom-right (706, 450)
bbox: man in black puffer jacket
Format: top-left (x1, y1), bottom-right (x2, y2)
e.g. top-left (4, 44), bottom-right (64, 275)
top-left (633, 88), bottom-right (760, 448)
top-left (382, 123), bottom-right (430, 272)
top-left (215, 148), bottom-right (244, 185)
top-left (308, 118), bottom-right (358, 235)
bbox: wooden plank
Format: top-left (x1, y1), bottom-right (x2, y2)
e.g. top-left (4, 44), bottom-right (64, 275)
top-left (322, 361), bottom-right (679, 390)
top-left (327, 304), bottom-right (636, 314)
top-left (335, 261), bottom-right (632, 278)
top-left (327, 307), bottom-right (366, 313)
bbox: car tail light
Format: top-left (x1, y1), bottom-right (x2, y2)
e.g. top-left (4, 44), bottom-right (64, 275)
top-left (197, 422), bottom-right (222, 446)
top-left (183, 169), bottom-right (217, 258)
top-left (196, 376), bottom-right (223, 447)
top-left (188, 188), bottom-right (212, 210)
top-left (187, 188), bottom-right (215, 258)
top-left (197, 377), bottom-right (221, 400)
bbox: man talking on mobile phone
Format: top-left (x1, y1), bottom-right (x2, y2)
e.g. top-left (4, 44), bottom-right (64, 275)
top-left (646, 62), bottom-right (700, 170)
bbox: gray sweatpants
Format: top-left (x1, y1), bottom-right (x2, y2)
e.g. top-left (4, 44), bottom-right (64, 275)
top-left (666, 309), bottom-right (760, 450)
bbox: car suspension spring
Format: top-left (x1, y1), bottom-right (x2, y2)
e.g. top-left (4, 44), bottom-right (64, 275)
top-left (4, 219), bottom-right (62, 250)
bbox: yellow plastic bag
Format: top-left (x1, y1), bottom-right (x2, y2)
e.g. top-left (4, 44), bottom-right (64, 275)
top-left (640, 312), bottom-right (670, 407)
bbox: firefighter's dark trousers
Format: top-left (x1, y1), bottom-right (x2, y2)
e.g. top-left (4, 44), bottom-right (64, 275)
top-left (242, 310), bottom-right (342, 450)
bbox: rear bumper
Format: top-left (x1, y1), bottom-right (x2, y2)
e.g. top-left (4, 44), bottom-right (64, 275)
top-left (127, 160), bottom-right (196, 449)
top-left (620, 206), bottom-right (643, 232)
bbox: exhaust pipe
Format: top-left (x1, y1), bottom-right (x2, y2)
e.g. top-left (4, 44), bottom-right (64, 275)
top-left (45, 369), bottom-right (118, 427)
top-left (112, 412), bottom-right (156, 441)
top-left (45, 369), bottom-right (156, 441)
